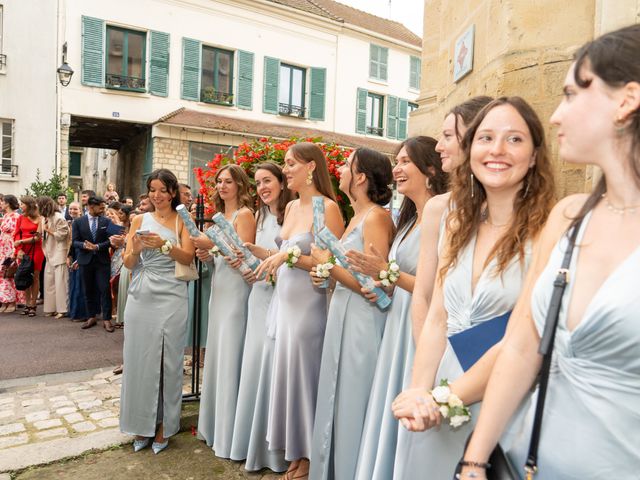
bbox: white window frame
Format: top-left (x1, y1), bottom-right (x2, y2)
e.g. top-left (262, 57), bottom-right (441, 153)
top-left (1, 118), bottom-right (15, 176)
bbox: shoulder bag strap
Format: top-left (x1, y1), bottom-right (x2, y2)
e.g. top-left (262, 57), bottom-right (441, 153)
top-left (524, 217), bottom-right (584, 478)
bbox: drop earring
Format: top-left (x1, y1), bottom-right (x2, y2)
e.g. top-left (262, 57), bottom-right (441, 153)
top-left (306, 170), bottom-right (313, 186)
top-left (523, 170), bottom-right (532, 198)
top-left (470, 173), bottom-right (475, 198)
top-left (425, 177), bottom-right (432, 191)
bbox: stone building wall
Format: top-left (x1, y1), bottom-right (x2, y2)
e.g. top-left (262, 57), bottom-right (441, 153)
top-left (152, 138), bottom-right (190, 184)
top-left (411, 0), bottom-right (640, 197)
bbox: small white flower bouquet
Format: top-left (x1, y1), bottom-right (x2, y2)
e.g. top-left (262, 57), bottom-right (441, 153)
top-left (431, 379), bottom-right (471, 428)
top-left (286, 245), bottom-right (302, 268)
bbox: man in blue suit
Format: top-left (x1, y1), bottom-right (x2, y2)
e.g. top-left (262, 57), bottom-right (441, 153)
top-left (71, 196), bottom-right (116, 332)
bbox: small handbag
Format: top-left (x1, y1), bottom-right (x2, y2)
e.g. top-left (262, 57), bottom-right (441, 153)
top-left (14, 245), bottom-right (35, 291)
top-left (454, 218), bottom-right (583, 480)
top-left (2, 257), bottom-right (18, 278)
top-left (174, 216), bottom-right (199, 282)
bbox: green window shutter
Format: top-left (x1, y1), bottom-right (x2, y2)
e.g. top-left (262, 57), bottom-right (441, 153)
top-left (309, 67), bottom-right (326, 121)
top-left (386, 95), bottom-right (398, 139)
top-left (68, 152), bottom-right (82, 177)
top-left (410, 56), bottom-right (421, 90)
top-left (398, 98), bottom-right (409, 140)
top-left (236, 50), bottom-right (254, 110)
top-left (369, 44), bottom-right (379, 78)
top-left (81, 16), bottom-right (104, 87)
top-left (355, 88), bottom-right (368, 134)
top-left (181, 38), bottom-right (201, 101)
top-left (149, 31), bottom-right (170, 97)
top-left (263, 57), bottom-right (280, 114)
top-left (379, 47), bottom-right (388, 81)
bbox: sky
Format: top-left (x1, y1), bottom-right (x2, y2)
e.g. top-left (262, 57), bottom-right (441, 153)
top-left (336, 0), bottom-right (424, 37)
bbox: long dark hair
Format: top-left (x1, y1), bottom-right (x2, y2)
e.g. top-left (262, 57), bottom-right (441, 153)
top-left (449, 96), bottom-right (494, 142)
top-left (255, 162), bottom-right (295, 226)
top-left (146, 169), bottom-right (181, 210)
top-left (569, 24), bottom-right (640, 231)
top-left (3, 194), bottom-right (19, 211)
top-left (396, 136), bottom-right (448, 233)
top-left (20, 196), bottom-right (39, 219)
top-left (348, 148), bottom-right (393, 206)
top-left (441, 97), bottom-right (555, 279)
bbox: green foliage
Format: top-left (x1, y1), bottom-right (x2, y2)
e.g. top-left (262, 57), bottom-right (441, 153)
top-left (24, 169), bottom-right (74, 200)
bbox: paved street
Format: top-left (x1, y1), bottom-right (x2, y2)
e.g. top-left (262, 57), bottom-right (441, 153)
top-left (0, 310), bottom-right (123, 380)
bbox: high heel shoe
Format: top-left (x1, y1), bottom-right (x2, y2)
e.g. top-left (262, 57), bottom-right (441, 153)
top-left (151, 439), bottom-right (169, 454)
top-left (133, 438), bottom-right (150, 452)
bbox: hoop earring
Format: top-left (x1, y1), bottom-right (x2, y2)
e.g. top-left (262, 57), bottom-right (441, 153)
top-left (425, 177), bottom-right (432, 191)
top-left (306, 170), bottom-right (313, 186)
top-left (470, 173), bottom-right (475, 198)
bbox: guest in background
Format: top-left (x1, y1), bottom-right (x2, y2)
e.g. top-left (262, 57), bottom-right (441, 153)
top-left (123, 197), bottom-right (134, 207)
top-left (67, 202), bottom-right (88, 322)
top-left (0, 195), bottom-right (24, 313)
top-left (104, 183), bottom-right (120, 203)
top-left (14, 196), bottom-right (44, 317)
top-left (179, 183), bottom-right (193, 209)
top-left (57, 192), bottom-right (72, 221)
top-left (138, 194), bottom-right (154, 213)
top-left (71, 196), bottom-right (115, 331)
top-left (38, 196), bottom-right (70, 319)
top-left (81, 190), bottom-right (96, 214)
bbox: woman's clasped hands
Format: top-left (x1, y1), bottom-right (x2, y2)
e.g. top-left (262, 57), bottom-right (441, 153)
top-left (346, 244), bottom-right (393, 302)
top-left (392, 387), bottom-right (443, 432)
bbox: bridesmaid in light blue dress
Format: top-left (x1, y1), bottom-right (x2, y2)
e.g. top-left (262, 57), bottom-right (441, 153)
top-left (348, 137), bottom-right (446, 480)
top-left (192, 164), bottom-right (256, 459)
top-left (120, 169), bottom-right (195, 452)
top-left (228, 163), bottom-right (294, 473)
top-left (393, 97), bottom-right (555, 478)
top-left (309, 148), bottom-right (394, 480)
top-left (460, 28), bottom-right (640, 479)
top-left (254, 143), bottom-right (344, 479)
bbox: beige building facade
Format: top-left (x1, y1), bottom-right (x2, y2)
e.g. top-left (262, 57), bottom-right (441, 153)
top-left (411, 0), bottom-right (640, 197)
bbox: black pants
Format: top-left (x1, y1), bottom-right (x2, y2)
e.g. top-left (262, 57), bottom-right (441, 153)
top-left (80, 260), bottom-right (112, 320)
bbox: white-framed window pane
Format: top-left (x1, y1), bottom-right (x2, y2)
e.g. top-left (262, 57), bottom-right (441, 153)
top-left (201, 48), bottom-right (215, 88)
top-left (107, 29), bottom-right (124, 76)
top-left (291, 69), bottom-right (303, 107)
top-left (279, 65), bottom-right (291, 104)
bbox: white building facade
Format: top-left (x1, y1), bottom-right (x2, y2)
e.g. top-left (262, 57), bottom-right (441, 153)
top-left (1, 0), bottom-right (421, 199)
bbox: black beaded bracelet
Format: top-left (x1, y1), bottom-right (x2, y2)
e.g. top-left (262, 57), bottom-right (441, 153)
top-left (458, 460), bottom-right (491, 469)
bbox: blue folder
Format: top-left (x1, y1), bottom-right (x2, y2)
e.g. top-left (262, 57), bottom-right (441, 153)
top-left (106, 223), bottom-right (125, 236)
top-left (449, 311), bottom-right (511, 372)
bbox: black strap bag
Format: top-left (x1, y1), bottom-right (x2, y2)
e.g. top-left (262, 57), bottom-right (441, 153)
top-left (454, 219), bottom-right (582, 480)
top-left (14, 244), bottom-right (35, 291)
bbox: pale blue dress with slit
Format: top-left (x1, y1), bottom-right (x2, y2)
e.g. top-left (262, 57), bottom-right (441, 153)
top-left (393, 235), bottom-right (531, 479)
top-left (505, 213), bottom-right (640, 479)
top-left (229, 209), bottom-right (287, 472)
top-left (354, 222), bottom-right (420, 480)
top-left (119, 213), bottom-right (189, 438)
top-left (266, 232), bottom-right (328, 461)
top-left (310, 208), bottom-right (389, 480)
top-left (197, 210), bottom-right (252, 458)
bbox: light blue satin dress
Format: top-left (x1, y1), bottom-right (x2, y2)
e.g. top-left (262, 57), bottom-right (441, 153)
top-left (310, 209), bottom-right (389, 480)
top-left (120, 213), bottom-right (189, 438)
top-left (267, 232), bottom-right (328, 461)
top-left (394, 235), bottom-right (531, 479)
top-left (197, 211), bottom-right (252, 458)
top-left (506, 213), bottom-right (640, 479)
top-left (354, 222), bottom-right (420, 480)
top-left (229, 210), bottom-right (287, 472)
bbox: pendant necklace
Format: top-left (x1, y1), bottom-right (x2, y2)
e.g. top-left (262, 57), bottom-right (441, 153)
top-left (601, 193), bottom-right (640, 215)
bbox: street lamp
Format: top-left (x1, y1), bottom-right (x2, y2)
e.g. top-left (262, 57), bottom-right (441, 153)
top-left (57, 42), bottom-right (74, 87)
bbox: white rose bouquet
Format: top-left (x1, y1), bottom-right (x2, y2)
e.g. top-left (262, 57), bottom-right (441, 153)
top-left (431, 379), bottom-right (471, 428)
top-left (286, 245), bottom-right (302, 268)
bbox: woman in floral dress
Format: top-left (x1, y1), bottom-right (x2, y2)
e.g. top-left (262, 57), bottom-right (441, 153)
top-left (0, 195), bottom-right (25, 313)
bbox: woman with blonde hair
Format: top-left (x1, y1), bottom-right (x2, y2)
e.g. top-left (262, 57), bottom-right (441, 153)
top-left (192, 163), bottom-right (257, 459)
top-left (38, 196), bottom-right (70, 318)
top-left (254, 142), bottom-right (344, 480)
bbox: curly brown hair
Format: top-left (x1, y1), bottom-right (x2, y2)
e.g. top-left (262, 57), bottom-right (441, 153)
top-left (440, 97), bottom-right (556, 280)
top-left (212, 164), bottom-right (254, 214)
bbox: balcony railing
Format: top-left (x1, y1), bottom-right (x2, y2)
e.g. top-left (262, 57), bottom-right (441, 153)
top-left (200, 89), bottom-right (234, 105)
top-left (105, 73), bottom-right (145, 91)
top-left (0, 164), bottom-right (19, 177)
top-left (0, 54), bottom-right (6, 68)
top-left (279, 103), bottom-right (306, 118)
top-left (366, 126), bottom-right (384, 136)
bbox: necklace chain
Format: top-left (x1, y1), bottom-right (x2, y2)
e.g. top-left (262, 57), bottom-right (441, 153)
top-left (601, 193), bottom-right (640, 215)
top-left (480, 208), bottom-right (510, 228)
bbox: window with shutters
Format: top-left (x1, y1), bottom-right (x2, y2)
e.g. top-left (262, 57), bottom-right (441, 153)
top-left (369, 44), bottom-right (388, 82)
top-left (278, 64), bottom-right (306, 118)
top-left (105, 26), bottom-right (146, 91)
top-left (410, 56), bottom-right (421, 90)
top-left (366, 93), bottom-right (384, 136)
top-left (69, 151), bottom-right (82, 178)
top-left (1, 119), bottom-right (16, 176)
top-left (201, 46), bottom-right (234, 105)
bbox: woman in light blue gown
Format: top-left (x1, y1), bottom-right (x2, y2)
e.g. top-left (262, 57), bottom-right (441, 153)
top-left (254, 143), bottom-right (344, 480)
top-left (308, 148), bottom-right (395, 480)
top-left (120, 169), bottom-right (195, 453)
top-left (459, 26), bottom-right (640, 480)
top-left (228, 162), bottom-right (294, 473)
top-left (192, 164), bottom-right (256, 459)
top-left (346, 137), bottom-right (447, 480)
top-left (392, 97), bottom-right (555, 479)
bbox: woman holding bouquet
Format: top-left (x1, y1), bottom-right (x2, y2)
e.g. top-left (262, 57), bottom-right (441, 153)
top-left (254, 142), bottom-right (344, 480)
top-left (308, 147), bottom-right (394, 480)
top-left (459, 25), bottom-right (640, 479)
top-left (230, 162), bottom-right (294, 473)
top-left (192, 164), bottom-right (256, 459)
top-left (392, 97), bottom-right (555, 478)
top-left (348, 136), bottom-right (446, 480)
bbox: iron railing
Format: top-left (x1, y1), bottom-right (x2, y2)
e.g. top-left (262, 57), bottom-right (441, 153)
top-left (200, 89), bottom-right (234, 105)
top-left (105, 73), bottom-right (145, 91)
top-left (0, 54), bottom-right (6, 68)
top-left (279, 103), bottom-right (306, 118)
top-left (0, 164), bottom-right (18, 177)
top-left (366, 126), bottom-right (384, 136)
